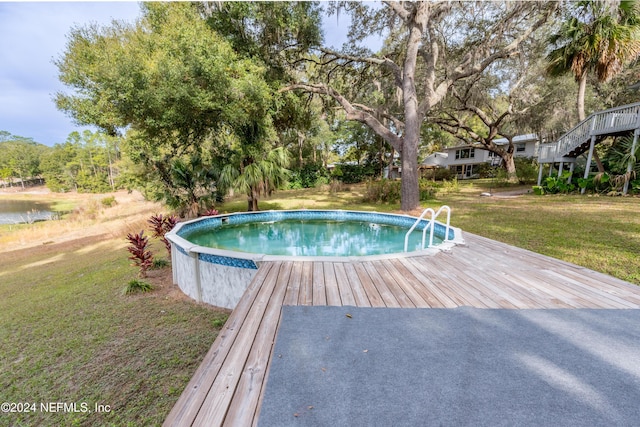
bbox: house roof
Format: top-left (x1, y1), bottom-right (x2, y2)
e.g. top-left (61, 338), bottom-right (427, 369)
top-left (421, 152), bottom-right (449, 167)
top-left (493, 133), bottom-right (538, 145)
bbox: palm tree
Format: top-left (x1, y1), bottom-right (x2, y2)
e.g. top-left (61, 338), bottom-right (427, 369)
top-left (220, 147), bottom-right (291, 211)
top-left (547, 1), bottom-right (640, 120)
top-left (546, 1), bottom-right (640, 173)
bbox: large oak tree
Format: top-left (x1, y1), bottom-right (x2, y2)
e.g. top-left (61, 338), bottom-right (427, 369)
top-left (286, 1), bottom-right (555, 211)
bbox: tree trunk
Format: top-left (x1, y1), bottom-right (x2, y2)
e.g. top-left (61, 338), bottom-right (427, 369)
top-left (577, 73), bottom-right (605, 172)
top-left (577, 71), bottom-right (587, 122)
top-left (297, 131), bottom-right (304, 168)
top-left (398, 3), bottom-right (426, 212)
top-left (592, 150), bottom-right (605, 173)
top-left (503, 154), bottom-right (518, 183)
top-left (400, 142), bottom-right (419, 211)
top-left (247, 188), bottom-right (259, 211)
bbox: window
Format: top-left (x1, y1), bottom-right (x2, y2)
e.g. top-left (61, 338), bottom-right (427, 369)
top-left (455, 148), bottom-right (475, 159)
top-left (516, 143), bottom-right (526, 152)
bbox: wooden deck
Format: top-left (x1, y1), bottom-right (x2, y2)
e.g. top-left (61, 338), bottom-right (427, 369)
top-left (163, 232), bottom-right (640, 426)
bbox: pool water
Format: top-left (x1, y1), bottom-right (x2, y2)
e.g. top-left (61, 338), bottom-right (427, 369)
top-left (184, 219), bottom-right (442, 257)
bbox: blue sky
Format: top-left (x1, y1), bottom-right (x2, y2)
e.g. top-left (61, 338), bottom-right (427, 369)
top-left (0, 1), bottom-right (360, 147)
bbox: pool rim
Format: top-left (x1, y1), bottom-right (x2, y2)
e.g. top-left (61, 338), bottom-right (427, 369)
top-left (165, 209), bottom-right (465, 264)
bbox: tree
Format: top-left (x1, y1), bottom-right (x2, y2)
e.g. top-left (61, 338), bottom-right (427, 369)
top-left (201, 1), bottom-right (328, 188)
top-left (221, 146), bottom-right (290, 212)
top-left (435, 33), bottom-right (551, 183)
top-left (55, 3), bottom-right (280, 214)
top-left (0, 134), bottom-right (46, 189)
top-left (39, 130), bottom-right (120, 193)
top-left (547, 1), bottom-right (640, 120)
top-left (285, 2), bottom-right (555, 211)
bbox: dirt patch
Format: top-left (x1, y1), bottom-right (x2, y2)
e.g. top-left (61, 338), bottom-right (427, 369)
top-left (0, 189), bottom-right (164, 253)
top-left (490, 187), bottom-right (533, 198)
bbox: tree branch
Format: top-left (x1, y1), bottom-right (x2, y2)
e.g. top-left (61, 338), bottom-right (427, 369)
top-left (383, 1), bottom-right (411, 22)
top-left (281, 83), bottom-right (404, 151)
top-left (419, 3), bottom-right (556, 116)
top-left (318, 47), bottom-right (403, 88)
top-left (352, 103), bottom-right (405, 133)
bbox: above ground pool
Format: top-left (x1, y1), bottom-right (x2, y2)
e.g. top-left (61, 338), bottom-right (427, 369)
top-left (183, 218), bottom-right (443, 257)
top-left (166, 209), bottom-right (464, 309)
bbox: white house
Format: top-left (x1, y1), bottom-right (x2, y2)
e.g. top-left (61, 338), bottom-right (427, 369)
top-left (425, 133), bottom-right (539, 179)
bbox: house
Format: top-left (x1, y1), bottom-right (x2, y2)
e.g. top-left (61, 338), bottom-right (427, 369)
top-left (437, 133), bottom-right (539, 179)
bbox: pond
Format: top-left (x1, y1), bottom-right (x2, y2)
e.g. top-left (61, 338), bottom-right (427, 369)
top-left (0, 199), bottom-right (55, 224)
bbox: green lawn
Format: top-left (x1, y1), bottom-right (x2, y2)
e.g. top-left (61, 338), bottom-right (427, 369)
top-left (435, 190), bottom-right (640, 286)
top-left (0, 237), bottom-right (229, 426)
top-left (1, 183), bottom-right (638, 426)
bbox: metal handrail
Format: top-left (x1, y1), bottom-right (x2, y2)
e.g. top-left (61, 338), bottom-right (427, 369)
top-left (404, 205), bottom-right (451, 252)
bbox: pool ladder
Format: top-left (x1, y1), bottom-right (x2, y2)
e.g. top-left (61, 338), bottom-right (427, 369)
top-left (403, 206), bottom-right (451, 252)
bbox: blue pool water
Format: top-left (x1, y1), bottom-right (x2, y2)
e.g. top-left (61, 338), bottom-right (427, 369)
top-left (183, 219), bottom-right (441, 257)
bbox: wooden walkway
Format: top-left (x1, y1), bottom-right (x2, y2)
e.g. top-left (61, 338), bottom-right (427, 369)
top-left (163, 232), bottom-right (640, 426)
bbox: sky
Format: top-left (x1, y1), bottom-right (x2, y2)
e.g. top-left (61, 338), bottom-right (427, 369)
top-left (0, 1), bottom-right (360, 147)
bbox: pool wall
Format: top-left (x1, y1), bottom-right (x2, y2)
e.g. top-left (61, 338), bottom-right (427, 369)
top-left (170, 244), bottom-right (260, 309)
top-left (166, 209), bottom-right (464, 309)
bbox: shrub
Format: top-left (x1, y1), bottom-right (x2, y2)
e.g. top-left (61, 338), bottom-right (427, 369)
top-left (363, 179), bottom-right (402, 203)
top-left (438, 178), bottom-right (460, 195)
top-left (288, 163), bottom-right (331, 189)
top-left (578, 171), bottom-right (639, 195)
top-left (152, 258), bottom-right (170, 269)
top-left (419, 179), bottom-right (439, 200)
top-left (148, 213), bottom-right (179, 257)
top-left (126, 230), bottom-right (153, 278)
top-left (123, 279), bottom-right (153, 295)
top-left (475, 163), bottom-right (501, 179)
top-left (332, 164), bottom-right (376, 184)
top-left (543, 171), bottom-right (575, 194)
top-left (421, 168), bottom-right (452, 181)
top-left (514, 157), bottom-right (539, 184)
top-left (100, 196), bottom-right (117, 208)
top-left (364, 179), bottom-right (440, 204)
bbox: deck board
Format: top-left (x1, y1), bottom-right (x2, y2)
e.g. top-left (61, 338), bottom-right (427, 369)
top-left (333, 263), bottom-right (357, 306)
top-left (163, 232), bottom-right (640, 427)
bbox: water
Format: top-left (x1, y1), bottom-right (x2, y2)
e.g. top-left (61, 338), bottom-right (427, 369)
top-left (0, 200), bottom-right (54, 224)
top-left (185, 219), bottom-right (442, 257)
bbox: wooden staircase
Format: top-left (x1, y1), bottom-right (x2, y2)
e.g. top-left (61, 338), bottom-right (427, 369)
top-left (538, 102), bottom-right (640, 164)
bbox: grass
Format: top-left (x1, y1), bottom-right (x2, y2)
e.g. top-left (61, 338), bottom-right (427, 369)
top-left (0, 236), bottom-right (229, 426)
top-left (0, 191), bottom-right (229, 426)
top-left (1, 182), bottom-right (638, 426)
top-left (432, 187), bottom-right (640, 285)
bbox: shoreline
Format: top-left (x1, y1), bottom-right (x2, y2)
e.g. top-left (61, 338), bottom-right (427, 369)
top-left (0, 188), bottom-right (163, 253)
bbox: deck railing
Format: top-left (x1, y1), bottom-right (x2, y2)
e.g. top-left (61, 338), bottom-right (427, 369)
top-left (538, 102), bottom-right (640, 163)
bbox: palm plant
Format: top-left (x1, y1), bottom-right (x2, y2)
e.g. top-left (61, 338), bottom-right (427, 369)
top-left (547, 1), bottom-right (640, 120)
top-left (167, 154), bottom-right (223, 217)
top-left (220, 147), bottom-right (290, 211)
